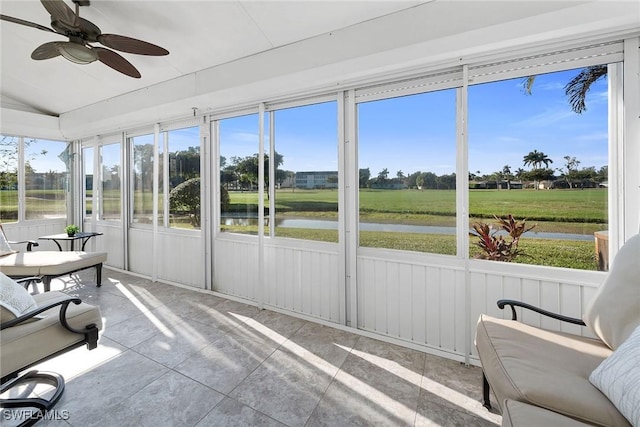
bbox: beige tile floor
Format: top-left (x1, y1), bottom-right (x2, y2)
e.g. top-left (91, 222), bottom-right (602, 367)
top-left (2, 269), bottom-right (502, 427)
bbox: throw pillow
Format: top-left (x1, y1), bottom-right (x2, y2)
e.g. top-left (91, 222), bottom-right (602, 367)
top-left (0, 272), bottom-right (38, 322)
top-left (583, 233), bottom-right (640, 350)
top-left (590, 324), bottom-right (640, 427)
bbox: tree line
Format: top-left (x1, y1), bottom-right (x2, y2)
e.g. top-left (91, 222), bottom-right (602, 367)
top-left (360, 150), bottom-right (607, 191)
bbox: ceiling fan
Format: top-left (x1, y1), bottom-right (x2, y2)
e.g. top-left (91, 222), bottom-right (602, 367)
top-left (0, 0), bottom-right (169, 78)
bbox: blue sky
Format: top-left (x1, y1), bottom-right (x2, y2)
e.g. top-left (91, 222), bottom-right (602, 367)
top-left (19, 67), bottom-right (608, 179)
top-left (220, 66), bottom-right (608, 178)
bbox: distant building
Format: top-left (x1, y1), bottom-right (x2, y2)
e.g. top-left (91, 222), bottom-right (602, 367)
top-left (470, 180), bottom-right (522, 190)
top-left (370, 180), bottom-right (407, 189)
top-left (295, 171), bottom-right (338, 189)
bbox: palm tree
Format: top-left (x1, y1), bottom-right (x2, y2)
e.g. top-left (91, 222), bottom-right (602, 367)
top-left (523, 150), bottom-right (553, 190)
top-left (523, 150), bottom-right (553, 170)
top-left (502, 165), bottom-right (512, 190)
top-left (523, 65), bottom-right (607, 114)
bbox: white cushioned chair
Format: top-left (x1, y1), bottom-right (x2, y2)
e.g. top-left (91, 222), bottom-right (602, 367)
top-left (1, 273), bottom-right (102, 426)
top-left (0, 224), bottom-right (107, 292)
top-left (475, 233), bottom-right (640, 426)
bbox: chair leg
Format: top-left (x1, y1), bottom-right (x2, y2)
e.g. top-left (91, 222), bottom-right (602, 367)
top-left (0, 370), bottom-right (65, 427)
top-left (482, 372), bottom-right (492, 410)
top-left (96, 263), bottom-right (102, 287)
top-left (42, 276), bottom-right (52, 292)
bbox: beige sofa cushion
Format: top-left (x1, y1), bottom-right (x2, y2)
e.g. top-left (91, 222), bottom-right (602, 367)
top-left (1, 291), bottom-right (103, 378)
top-left (475, 314), bottom-right (629, 426)
top-left (583, 233), bottom-right (640, 351)
top-left (0, 251), bottom-right (107, 277)
top-left (502, 400), bottom-right (593, 427)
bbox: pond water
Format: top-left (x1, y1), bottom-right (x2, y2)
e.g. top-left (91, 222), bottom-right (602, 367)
top-left (221, 217), bottom-right (594, 241)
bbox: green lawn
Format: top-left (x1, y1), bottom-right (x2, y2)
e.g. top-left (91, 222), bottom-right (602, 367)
top-left (226, 187), bottom-right (607, 235)
top-left (223, 187), bottom-right (605, 270)
top-left (221, 226), bottom-right (598, 270)
top-left (2, 187), bottom-right (605, 270)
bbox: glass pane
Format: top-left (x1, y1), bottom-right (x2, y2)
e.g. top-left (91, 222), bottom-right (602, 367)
top-left (24, 138), bottom-right (68, 220)
top-left (468, 65), bottom-right (608, 270)
top-left (358, 89), bottom-right (457, 255)
top-left (273, 101), bottom-right (338, 242)
top-left (83, 147), bottom-right (94, 218)
top-left (100, 143), bottom-right (121, 220)
top-left (167, 126), bottom-right (200, 229)
top-left (219, 114), bottom-right (260, 235)
top-left (132, 134), bottom-right (155, 225)
top-left (158, 134), bottom-right (164, 227)
top-left (0, 135), bottom-right (19, 222)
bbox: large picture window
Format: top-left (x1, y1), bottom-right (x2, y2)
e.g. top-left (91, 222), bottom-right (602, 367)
top-left (83, 147), bottom-right (94, 218)
top-left (131, 133), bottom-right (156, 225)
top-left (468, 65), bottom-right (609, 270)
top-left (219, 114), bottom-right (261, 235)
top-left (0, 135), bottom-right (19, 222)
top-left (1, 136), bottom-right (68, 222)
top-left (357, 89), bottom-right (457, 255)
top-left (100, 143), bottom-right (121, 221)
top-left (166, 126), bottom-right (200, 229)
top-left (272, 101), bottom-right (338, 242)
top-left (24, 138), bottom-right (68, 220)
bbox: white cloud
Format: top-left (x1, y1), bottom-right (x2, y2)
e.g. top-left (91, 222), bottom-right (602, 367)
top-left (515, 107), bottom-right (575, 127)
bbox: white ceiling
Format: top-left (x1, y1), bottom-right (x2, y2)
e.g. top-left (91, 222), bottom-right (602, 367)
top-left (1, 1), bottom-right (638, 140)
top-left (0, 0), bottom-right (426, 115)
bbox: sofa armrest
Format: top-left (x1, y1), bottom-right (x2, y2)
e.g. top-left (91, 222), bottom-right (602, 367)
top-left (7, 239), bottom-right (39, 251)
top-left (15, 276), bottom-right (42, 291)
top-left (497, 299), bottom-right (586, 325)
top-left (1, 295), bottom-right (82, 330)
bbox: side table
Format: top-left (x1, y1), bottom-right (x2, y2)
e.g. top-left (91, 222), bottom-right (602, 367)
top-left (38, 232), bottom-right (103, 251)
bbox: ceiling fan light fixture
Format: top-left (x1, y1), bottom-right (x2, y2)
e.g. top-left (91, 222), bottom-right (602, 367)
top-left (55, 42), bottom-right (98, 64)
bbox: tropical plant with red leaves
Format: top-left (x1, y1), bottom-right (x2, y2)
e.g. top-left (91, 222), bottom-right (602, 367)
top-left (470, 214), bottom-right (536, 261)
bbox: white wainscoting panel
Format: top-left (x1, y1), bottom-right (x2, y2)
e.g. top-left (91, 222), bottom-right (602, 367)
top-left (156, 231), bottom-right (204, 288)
top-left (468, 259), bottom-right (606, 359)
top-left (126, 227), bottom-right (204, 288)
top-left (88, 223), bottom-right (124, 269)
top-left (356, 250), bottom-right (467, 358)
top-left (213, 237), bottom-right (259, 300)
top-left (128, 228), bottom-right (154, 277)
top-left (263, 241), bottom-right (343, 324)
top-left (2, 220), bottom-right (67, 251)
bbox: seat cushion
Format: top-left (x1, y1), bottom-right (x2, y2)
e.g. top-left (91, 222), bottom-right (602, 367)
top-left (1, 291), bottom-right (103, 378)
top-left (0, 251), bottom-right (107, 277)
top-left (475, 314), bottom-right (629, 426)
top-left (583, 233), bottom-right (640, 350)
top-left (502, 400), bottom-right (594, 427)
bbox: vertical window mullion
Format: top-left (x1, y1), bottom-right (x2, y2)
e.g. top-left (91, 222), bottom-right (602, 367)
top-left (268, 111), bottom-right (275, 238)
top-left (163, 131), bottom-right (169, 228)
top-left (17, 136), bottom-right (25, 222)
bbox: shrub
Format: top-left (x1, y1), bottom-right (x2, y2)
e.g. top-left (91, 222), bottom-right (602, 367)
top-left (169, 178), bottom-right (230, 228)
top-left (470, 214), bottom-right (536, 261)
top-left (220, 186), bottom-right (230, 212)
top-left (170, 178), bottom-right (201, 227)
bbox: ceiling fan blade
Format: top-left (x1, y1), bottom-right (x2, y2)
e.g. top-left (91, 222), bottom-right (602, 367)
top-left (31, 42), bottom-right (61, 60)
top-left (0, 14), bottom-right (57, 34)
top-left (93, 47), bottom-right (141, 78)
top-left (40, 0), bottom-right (78, 29)
top-left (77, 16), bottom-right (102, 41)
top-left (97, 34), bottom-right (169, 56)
